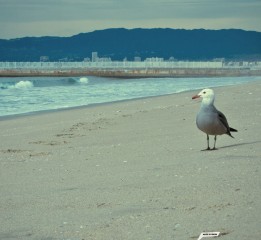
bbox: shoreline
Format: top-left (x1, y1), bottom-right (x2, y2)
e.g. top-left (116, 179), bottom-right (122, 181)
top-left (0, 90), bottom-right (197, 121)
top-left (0, 80), bottom-right (260, 239)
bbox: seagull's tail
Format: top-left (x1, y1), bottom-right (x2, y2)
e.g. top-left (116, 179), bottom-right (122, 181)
top-left (230, 127), bottom-right (238, 132)
top-left (227, 127), bottom-right (237, 138)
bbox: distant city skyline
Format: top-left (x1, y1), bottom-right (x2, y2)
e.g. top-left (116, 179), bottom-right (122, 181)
top-left (0, 0), bottom-right (261, 39)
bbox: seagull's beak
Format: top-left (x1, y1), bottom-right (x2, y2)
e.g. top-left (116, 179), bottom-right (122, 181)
top-left (192, 94), bottom-right (200, 100)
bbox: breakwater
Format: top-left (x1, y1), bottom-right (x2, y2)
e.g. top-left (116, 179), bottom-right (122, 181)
top-left (1, 61), bottom-right (261, 78)
top-left (0, 68), bottom-right (260, 78)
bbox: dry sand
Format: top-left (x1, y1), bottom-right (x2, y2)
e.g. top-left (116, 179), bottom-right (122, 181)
top-left (0, 81), bottom-right (260, 240)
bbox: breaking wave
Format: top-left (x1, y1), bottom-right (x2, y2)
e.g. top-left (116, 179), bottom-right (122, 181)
top-left (0, 77), bottom-right (89, 90)
top-left (79, 77), bottom-right (89, 84)
top-left (0, 80), bottom-right (34, 89)
top-left (14, 80), bottom-right (34, 89)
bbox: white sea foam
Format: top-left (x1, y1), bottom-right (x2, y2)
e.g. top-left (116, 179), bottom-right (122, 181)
top-left (14, 81), bottom-right (34, 89)
top-left (79, 77), bottom-right (89, 84)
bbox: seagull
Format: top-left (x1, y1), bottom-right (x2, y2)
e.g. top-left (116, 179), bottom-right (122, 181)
top-left (192, 88), bottom-right (237, 150)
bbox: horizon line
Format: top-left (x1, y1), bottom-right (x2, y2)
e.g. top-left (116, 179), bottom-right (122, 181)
top-left (1, 27), bottom-right (260, 40)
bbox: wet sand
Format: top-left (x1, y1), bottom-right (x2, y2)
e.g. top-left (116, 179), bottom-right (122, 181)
top-left (0, 81), bottom-right (260, 240)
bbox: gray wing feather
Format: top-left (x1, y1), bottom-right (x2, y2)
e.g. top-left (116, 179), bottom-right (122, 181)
top-left (217, 110), bottom-right (233, 136)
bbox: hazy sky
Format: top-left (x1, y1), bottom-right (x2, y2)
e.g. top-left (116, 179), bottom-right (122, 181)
top-left (0, 0), bottom-right (260, 39)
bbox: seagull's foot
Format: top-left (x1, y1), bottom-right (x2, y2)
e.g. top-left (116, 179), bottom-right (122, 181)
top-left (201, 147), bottom-right (218, 151)
top-left (201, 147), bottom-right (211, 151)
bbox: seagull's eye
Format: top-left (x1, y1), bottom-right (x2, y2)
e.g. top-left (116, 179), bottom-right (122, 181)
top-left (203, 91), bottom-right (206, 94)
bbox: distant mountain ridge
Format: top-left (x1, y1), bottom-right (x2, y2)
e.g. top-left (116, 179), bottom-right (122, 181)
top-left (0, 28), bottom-right (261, 61)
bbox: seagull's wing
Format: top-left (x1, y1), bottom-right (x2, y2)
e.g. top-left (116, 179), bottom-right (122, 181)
top-left (217, 110), bottom-right (233, 137)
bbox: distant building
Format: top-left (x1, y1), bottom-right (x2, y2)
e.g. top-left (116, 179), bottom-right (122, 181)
top-left (134, 56), bottom-right (141, 62)
top-left (58, 57), bottom-right (69, 62)
top-left (168, 57), bottom-right (176, 62)
top-left (97, 57), bottom-right (112, 62)
top-left (213, 58), bottom-right (225, 62)
top-left (83, 57), bottom-right (91, 62)
top-left (92, 52), bottom-right (98, 62)
top-left (145, 57), bottom-right (164, 62)
top-left (40, 56), bottom-right (49, 62)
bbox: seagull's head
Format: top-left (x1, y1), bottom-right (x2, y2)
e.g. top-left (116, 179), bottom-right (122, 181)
top-left (192, 88), bottom-right (215, 104)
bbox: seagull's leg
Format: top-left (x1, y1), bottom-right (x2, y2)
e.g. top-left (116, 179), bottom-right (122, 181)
top-left (201, 135), bottom-right (211, 151)
top-left (212, 135), bottom-right (217, 150)
top-left (203, 134), bottom-right (211, 150)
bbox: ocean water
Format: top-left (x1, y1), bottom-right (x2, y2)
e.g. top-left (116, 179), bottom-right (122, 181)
top-left (0, 76), bottom-right (259, 117)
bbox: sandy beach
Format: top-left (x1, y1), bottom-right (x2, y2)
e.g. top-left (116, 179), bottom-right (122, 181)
top-left (0, 80), bottom-right (260, 240)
